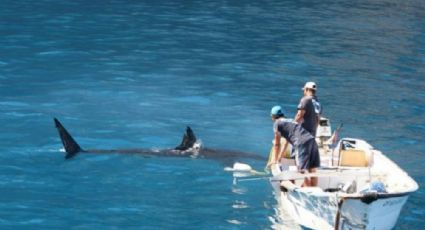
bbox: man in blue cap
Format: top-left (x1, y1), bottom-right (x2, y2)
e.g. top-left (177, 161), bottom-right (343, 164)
top-left (269, 105), bottom-right (320, 186)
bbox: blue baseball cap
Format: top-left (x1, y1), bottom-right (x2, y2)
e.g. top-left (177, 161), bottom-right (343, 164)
top-left (271, 105), bottom-right (285, 117)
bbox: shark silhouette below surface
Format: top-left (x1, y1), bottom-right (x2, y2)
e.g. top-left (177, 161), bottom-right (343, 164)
top-left (54, 118), bottom-right (267, 164)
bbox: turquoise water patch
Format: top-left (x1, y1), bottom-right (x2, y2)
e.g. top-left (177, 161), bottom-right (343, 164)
top-left (175, 95), bottom-right (211, 105)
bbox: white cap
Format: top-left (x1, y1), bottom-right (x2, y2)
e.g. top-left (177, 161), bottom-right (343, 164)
top-left (302, 81), bottom-right (317, 91)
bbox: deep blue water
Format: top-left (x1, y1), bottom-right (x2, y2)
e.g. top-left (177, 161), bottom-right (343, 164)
top-left (1, 0), bottom-right (424, 229)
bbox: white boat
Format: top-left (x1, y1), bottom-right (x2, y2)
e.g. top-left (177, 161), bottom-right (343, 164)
top-left (268, 118), bottom-right (418, 230)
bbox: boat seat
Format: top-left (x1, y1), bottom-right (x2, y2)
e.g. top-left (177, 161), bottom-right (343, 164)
top-left (339, 149), bottom-right (368, 167)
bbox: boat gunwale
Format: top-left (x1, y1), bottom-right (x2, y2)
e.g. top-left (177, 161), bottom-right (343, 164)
top-left (278, 181), bottom-right (416, 200)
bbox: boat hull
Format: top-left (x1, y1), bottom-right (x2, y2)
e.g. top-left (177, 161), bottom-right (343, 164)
top-left (339, 195), bottom-right (408, 230)
top-left (273, 182), bottom-right (411, 230)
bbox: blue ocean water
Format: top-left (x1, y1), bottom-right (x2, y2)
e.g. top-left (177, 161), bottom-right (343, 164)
top-left (0, 0), bottom-right (424, 229)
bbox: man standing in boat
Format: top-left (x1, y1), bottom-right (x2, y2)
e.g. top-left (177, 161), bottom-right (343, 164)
top-left (295, 81), bottom-right (321, 137)
top-left (269, 106), bottom-right (320, 186)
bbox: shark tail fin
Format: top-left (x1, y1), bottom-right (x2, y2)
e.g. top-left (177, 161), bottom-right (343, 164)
top-left (174, 126), bottom-right (197, 150)
top-left (53, 118), bottom-right (83, 159)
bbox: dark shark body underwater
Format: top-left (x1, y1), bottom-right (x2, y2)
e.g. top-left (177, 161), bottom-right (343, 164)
top-left (54, 118), bottom-right (266, 163)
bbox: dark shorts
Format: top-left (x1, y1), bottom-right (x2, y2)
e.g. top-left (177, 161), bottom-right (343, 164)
top-left (296, 139), bottom-right (320, 170)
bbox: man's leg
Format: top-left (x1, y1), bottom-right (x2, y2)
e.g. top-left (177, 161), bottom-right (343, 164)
top-left (299, 170), bottom-right (309, 187)
top-left (307, 139), bottom-right (320, 187)
top-left (309, 167), bottom-right (318, 186)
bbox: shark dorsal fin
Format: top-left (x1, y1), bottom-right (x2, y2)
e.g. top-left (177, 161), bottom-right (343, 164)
top-left (54, 118), bottom-right (83, 159)
top-left (175, 126), bottom-right (197, 150)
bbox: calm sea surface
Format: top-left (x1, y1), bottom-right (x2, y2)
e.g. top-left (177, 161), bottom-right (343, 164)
top-left (0, 0), bottom-right (424, 229)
